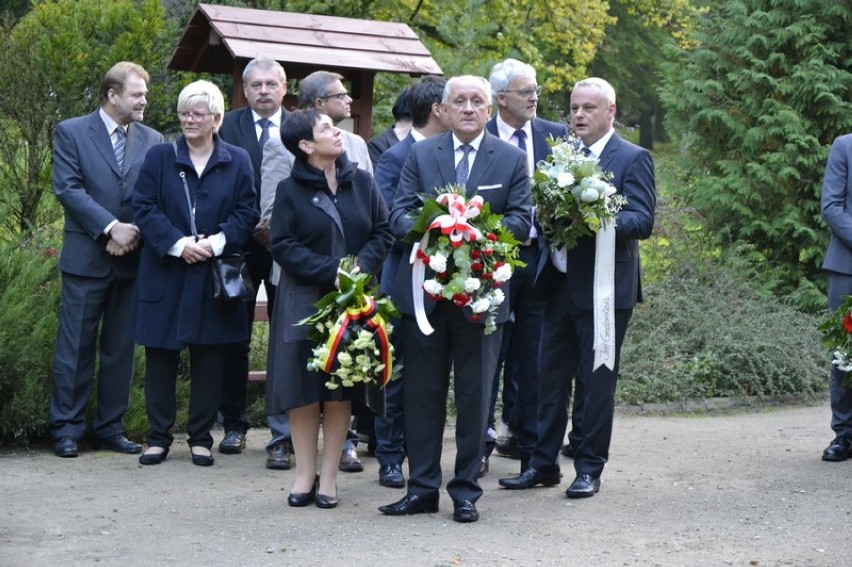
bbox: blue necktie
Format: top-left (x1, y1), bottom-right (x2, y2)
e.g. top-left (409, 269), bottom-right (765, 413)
top-left (456, 144), bottom-right (472, 185)
top-left (582, 145), bottom-right (592, 157)
top-left (258, 118), bottom-right (271, 148)
top-left (515, 129), bottom-right (527, 152)
top-left (114, 127), bottom-right (126, 173)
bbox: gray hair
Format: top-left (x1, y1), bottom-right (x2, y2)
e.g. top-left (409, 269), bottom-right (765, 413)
top-left (298, 71), bottom-right (345, 110)
top-left (573, 77), bottom-right (616, 106)
top-left (177, 80), bottom-right (225, 132)
top-left (489, 59), bottom-right (536, 106)
top-left (242, 57), bottom-right (287, 84)
top-left (442, 76), bottom-right (492, 105)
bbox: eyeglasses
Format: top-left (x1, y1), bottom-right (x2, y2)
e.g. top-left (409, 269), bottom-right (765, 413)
top-left (178, 111), bottom-right (213, 121)
top-left (319, 91), bottom-right (350, 101)
top-left (503, 86), bottom-right (543, 98)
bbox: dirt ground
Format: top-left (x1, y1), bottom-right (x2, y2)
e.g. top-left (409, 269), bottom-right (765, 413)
top-left (1, 400), bottom-right (849, 567)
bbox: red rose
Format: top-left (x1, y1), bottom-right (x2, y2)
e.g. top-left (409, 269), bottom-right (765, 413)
top-left (471, 262), bottom-right (483, 272)
top-left (486, 233), bottom-right (498, 242)
top-left (452, 293), bottom-right (470, 307)
top-left (471, 249), bottom-right (482, 259)
top-left (483, 249), bottom-right (493, 256)
top-left (481, 273), bottom-right (493, 280)
top-left (843, 312), bottom-right (852, 334)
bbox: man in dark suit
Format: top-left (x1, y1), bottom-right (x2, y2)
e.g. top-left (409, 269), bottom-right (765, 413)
top-left (379, 76), bottom-right (532, 523)
top-left (372, 75), bottom-right (448, 489)
top-left (820, 133), bottom-right (852, 462)
top-left (50, 61), bottom-right (164, 458)
top-left (482, 59), bottom-right (568, 475)
top-left (500, 77), bottom-right (655, 498)
top-left (367, 87), bottom-right (412, 169)
top-left (216, 57), bottom-right (287, 456)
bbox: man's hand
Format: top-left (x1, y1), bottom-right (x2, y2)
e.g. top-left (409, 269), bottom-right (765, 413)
top-left (181, 236), bottom-right (213, 264)
top-left (109, 222), bottom-right (140, 248)
top-left (253, 219), bottom-right (270, 250)
top-left (106, 239), bottom-right (129, 256)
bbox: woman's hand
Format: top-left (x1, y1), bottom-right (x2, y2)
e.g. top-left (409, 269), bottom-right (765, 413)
top-left (180, 235), bottom-right (213, 264)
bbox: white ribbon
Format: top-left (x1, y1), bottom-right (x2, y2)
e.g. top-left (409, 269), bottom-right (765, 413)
top-left (592, 222), bottom-right (616, 371)
top-left (551, 246), bottom-right (568, 273)
top-left (410, 238), bottom-right (435, 336)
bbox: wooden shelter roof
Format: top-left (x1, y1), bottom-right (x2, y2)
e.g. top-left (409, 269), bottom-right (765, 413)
top-left (168, 3), bottom-right (443, 77)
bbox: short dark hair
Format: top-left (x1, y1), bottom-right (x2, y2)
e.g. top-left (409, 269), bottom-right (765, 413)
top-left (281, 109), bottom-right (326, 162)
top-left (391, 87), bottom-right (411, 121)
top-left (99, 61), bottom-right (149, 104)
top-left (408, 76), bottom-right (447, 128)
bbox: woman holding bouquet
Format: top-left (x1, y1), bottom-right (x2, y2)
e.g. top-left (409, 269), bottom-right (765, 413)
top-left (267, 109), bottom-right (392, 508)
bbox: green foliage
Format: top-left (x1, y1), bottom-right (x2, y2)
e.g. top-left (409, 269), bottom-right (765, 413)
top-left (0, 231), bottom-right (61, 443)
top-left (659, 0), bottom-right (852, 300)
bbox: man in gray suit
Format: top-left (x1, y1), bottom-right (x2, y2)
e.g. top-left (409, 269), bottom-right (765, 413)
top-left (378, 76), bottom-right (532, 523)
top-left (820, 133), bottom-right (852, 462)
top-left (50, 61), bottom-right (164, 458)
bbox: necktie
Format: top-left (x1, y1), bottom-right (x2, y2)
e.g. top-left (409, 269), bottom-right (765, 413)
top-left (258, 117), bottom-right (271, 148)
top-left (515, 129), bottom-right (527, 152)
top-left (581, 145), bottom-right (592, 157)
top-left (114, 127), bottom-right (126, 173)
top-left (456, 144), bottom-right (472, 186)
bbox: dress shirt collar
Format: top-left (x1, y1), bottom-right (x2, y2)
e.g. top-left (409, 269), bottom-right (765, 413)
top-left (251, 108), bottom-right (282, 129)
top-left (495, 113), bottom-right (532, 146)
top-left (410, 128), bottom-right (427, 142)
top-left (452, 130), bottom-right (485, 153)
top-left (99, 107), bottom-right (126, 136)
top-left (586, 127), bottom-right (615, 159)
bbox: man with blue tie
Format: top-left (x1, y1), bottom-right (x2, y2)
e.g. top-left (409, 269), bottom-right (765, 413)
top-left (379, 76), bottom-right (531, 522)
top-left (217, 57), bottom-right (287, 457)
top-left (50, 62), bottom-right (164, 458)
top-left (483, 59), bottom-right (568, 476)
top-left (501, 77), bottom-right (655, 498)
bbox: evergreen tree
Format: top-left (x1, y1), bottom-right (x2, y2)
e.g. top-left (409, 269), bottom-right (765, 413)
top-left (659, 0), bottom-right (852, 300)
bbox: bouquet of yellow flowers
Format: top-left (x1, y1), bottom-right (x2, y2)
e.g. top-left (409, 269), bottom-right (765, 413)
top-left (299, 256), bottom-right (399, 390)
top-left (403, 184), bottom-right (523, 334)
top-left (532, 135), bottom-right (627, 251)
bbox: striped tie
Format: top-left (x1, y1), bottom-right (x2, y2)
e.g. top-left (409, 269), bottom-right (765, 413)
top-left (456, 144), bottom-right (472, 186)
top-left (114, 127), bottom-right (126, 173)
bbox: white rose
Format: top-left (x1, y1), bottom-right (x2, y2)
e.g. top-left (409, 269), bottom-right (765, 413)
top-left (423, 279), bottom-right (444, 295)
top-left (470, 298), bottom-right (491, 313)
top-left (464, 277), bottom-right (481, 292)
top-left (557, 171), bottom-right (575, 188)
top-left (490, 288), bottom-right (505, 306)
top-left (493, 264), bottom-right (513, 283)
top-left (429, 252), bottom-right (447, 273)
top-left (580, 188), bottom-right (600, 203)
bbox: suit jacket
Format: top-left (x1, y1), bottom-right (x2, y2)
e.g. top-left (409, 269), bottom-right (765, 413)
top-left (53, 110), bottom-right (164, 279)
top-left (367, 126), bottom-right (402, 169)
top-left (219, 107), bottom-right (268, 197)
top-left (822, 133), bottom-right (852, 275)
top-left (389, 130), bottom-right (532, 323)
top-left (561, 132), bottom-right (656, 310)
top-left (486, 116), bottom-right (568, 281)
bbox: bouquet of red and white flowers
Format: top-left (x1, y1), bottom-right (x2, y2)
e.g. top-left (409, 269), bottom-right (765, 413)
top-left (403, 185), bottom-right (523, 335)
top-left (299, 256), bottom-right (399, 391)
top-left (818, 295), bottom-right (852, 386)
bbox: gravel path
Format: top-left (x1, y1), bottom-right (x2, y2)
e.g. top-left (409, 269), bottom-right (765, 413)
top-left (1, 400), bottom-right (848, 566)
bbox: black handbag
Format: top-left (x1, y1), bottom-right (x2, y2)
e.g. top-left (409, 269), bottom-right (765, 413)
top-left (176, 141), bottom-right (255, 302)
top-left (211, 253), bottom-right (255, 302)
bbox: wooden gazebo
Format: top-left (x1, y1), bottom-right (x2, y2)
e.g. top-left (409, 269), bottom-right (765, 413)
top-left (168, 4), bottom-right (443, 139)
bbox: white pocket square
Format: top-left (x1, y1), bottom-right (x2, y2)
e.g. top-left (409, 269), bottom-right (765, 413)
top-left (477, 184), bottom-right (502, 191)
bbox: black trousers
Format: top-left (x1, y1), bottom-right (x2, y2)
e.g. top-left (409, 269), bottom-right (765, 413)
top-left (144, 345), bottom-right (226, 449)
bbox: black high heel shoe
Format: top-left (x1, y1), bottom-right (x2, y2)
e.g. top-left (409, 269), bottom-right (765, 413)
top-left (139, 446), bottom-right (170, 465)
top-left (288, 475), bottom-right (318, 507)
top-left (190, 446), bottom-right (214, 467)
top-left (316, 482), bottom-right (339, 509)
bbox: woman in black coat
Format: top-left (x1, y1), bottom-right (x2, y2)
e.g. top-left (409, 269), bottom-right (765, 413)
top-left (132, 80), bottom-right (258, 467)
top-left (267, 109), bottom-right (392, 508)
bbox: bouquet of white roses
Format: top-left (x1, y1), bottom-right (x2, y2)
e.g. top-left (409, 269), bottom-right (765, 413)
top-left (299, 256), bottom-right (399, 391)
top-left (532, 134), bottom-right (627, 251)
top-left (403, 184), bottom-right (523, 335)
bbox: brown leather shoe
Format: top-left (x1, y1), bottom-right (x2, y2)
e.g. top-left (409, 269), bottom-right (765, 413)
top-left (339, 449), bottom-right (363, 472)
top-left (266, 443), bottom-right (292, 470)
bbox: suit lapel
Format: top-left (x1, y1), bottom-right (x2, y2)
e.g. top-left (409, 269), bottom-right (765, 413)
top-left (531, 119), bottom-right (551, 164)
top-left (87, 112), bottom-right (121, 177)
top-left (239, 108), bottom-right (262, 166)
top-left (597, 133), bottom-right (620, 174)
top-left (466, 132), bottom-right (496, 196)
top-left (435, 132), bottom-right (456, 188)
top-left (123, 123), bottom-right (144, 176)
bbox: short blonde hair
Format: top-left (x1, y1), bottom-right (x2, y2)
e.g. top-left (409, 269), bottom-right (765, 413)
top-left (177, 80), bottom-right (225, 131)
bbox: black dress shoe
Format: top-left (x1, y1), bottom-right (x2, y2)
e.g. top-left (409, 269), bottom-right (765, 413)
top-left (288, 476), bottom-right (318, 507)
top-left (54, 437), bottom-right (78, 458)
top-left (378, 463), bottom-right (405, 488)
top-left (565, 473), bottom-right (601, 498)
top-left (560, 443), bottom-right (576, 458)
top-left (218, 431), bottom-right (245, 455)
top-left (94, 434), bottom-right (142, 454)
top-left (315, 491), bottom-right (339, 509)
top-left (495, 436), bottom-right (521, 459)
top-left (822, 437), bottom-right (852, 462)
top-left (452, 499), bottom-right (479, 523)
top-left (478, 456), bottom-right (489, 478)
top-left (139, 446), bottom-right (170, 465)
top-left (498, 466), bottom-right (561, 489)
top-left (378, 493), bottom-right (439, 515)
top-left (339, 449), bottom-right (363, 472)
top-left (266, 443), bottom-right (292, 470)
top-left (190, 446), bottom-right (214, 467)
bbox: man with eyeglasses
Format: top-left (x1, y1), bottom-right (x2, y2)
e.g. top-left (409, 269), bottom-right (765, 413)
top-left (379, 76), bottom-right (531, 523)
top-left (50, 62), bottom-right (163, 458)
top-left (216, 57), bottom-right (289, 460)
top-left (258, 70), bottom-right (374, 474)
top-left (482, 59), bottom-right (568, 481)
